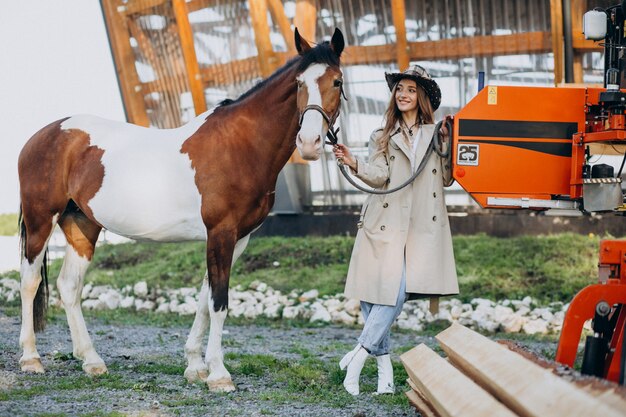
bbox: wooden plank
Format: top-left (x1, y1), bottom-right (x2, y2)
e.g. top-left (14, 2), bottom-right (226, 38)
top-left (121, 0), bottom-right (168, 16)
top-left (406, 378), bottom-right (440, 417)
top-left (499, 339), bottom-right (626, 415)
top-left (249, 0), bottom-right (278, 78)
top-left (436, 323), bottom-right (624, 417)
top-left (390, 0), bottom-right (410, 71)
top-left (127, 18), bottom-right (184, 127)
top-left (268, 0), bottom-right (296, 54)
top-left (187, 0), bottom-right (219, 13)
top-left (172, 0), bottom-right (208, 115)
top-left (100, 0), bottom-right (150, 126)
top-left (196, 32), bottom-right (552, 90)
top-left (294, 0), bottom-right (316, 40)
top-left (550, 0), bottom-right (564, 85)
top-left (400, 344), bottom-right (517, 417)
top-left (405, 390), bottom-right (440, 417)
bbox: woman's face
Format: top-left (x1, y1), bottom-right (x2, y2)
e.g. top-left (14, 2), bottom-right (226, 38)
top-left (395, 79), bottom-right (418, 113)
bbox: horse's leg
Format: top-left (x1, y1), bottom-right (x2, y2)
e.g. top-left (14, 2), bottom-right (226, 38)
top-left (57, 211), bottom-right (106, 375)
top-left (19, 212), bottom-right (59, 373)
top-left (184, 235), bottom-right (250, 385)
top-left (202, 228), bottom-right (245, 392)
top-left (184, 272), bottom-right (210, 383)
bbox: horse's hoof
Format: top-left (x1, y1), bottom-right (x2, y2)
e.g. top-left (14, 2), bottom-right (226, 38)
top-left (83, 362), bottom-right (108, 376)
top-left (207, 377), bottom-right (236, 392)
top-left (184, 366), bottom-right (209, 383)
top-left (20, 358), bottom-right (44, 373)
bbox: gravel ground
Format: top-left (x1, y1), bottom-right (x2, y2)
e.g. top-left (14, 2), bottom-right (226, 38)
top-left (0, 310), bottom-right (558, 417)
top-left (0, 310), bottom-right (435, 417)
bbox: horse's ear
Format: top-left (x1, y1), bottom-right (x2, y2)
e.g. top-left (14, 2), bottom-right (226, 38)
top-left (330, 28), bottom-right (345, 57)
top-left (295, 28), bottom-right (312, 55)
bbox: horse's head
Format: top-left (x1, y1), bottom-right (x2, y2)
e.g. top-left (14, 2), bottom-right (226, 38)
top-left (294, 28), bottom-right (345, 161)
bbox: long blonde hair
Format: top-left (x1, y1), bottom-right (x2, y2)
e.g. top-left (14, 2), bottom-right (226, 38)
top-left (376, 82), bottom-right (435, 156)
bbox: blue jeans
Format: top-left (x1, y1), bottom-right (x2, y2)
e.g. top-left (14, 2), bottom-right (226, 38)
top-left (357, 264), bottom-right (408, 356)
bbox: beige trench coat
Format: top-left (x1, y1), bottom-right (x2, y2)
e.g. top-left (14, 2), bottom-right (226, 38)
top-left (344, 123), bottom-right (459, 306)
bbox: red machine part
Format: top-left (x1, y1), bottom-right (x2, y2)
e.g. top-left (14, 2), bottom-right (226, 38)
top-left (555, 240), bottom-right (626, 382)
top-left (451, 85), bottom-right (626, 382)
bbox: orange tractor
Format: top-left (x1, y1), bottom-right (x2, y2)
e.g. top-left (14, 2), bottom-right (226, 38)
top-left (450, 3), bottom-right (626, 383)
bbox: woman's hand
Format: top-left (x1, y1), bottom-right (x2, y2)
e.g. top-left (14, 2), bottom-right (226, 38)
top-left (333, 144), bottom-right (357, 171)
top-left (439, 114), bottom-right (454, 141)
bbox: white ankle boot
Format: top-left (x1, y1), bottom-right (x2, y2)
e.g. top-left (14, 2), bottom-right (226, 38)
top-left (339, 344), bottom-right (361, 370)
top-left (376, 354), bottom-right (395, 394)
top-left (342, 346), bottom-right (369, 395)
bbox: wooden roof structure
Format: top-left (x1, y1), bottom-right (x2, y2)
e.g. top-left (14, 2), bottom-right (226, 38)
top-left (100, 0), bottom-right (613, 208)
top-left (101, 0), bottom-right (608, 129)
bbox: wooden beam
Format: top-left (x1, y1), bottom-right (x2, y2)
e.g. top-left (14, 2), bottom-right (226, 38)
top-left (390, 0), bottom-right (410, 71)
top-left (400, 344), bottom-right (518, 417)
top-left (121, 0), bottom-right (168, 16)
top-left (172, 0), bottom-right (208, 115)
top-left (267, 0), bottom-right (296, 54)
top-left (550, 0), bottom-right (565, 86)
top-left (406, 379), bottom-right (440, 417)
top-left (294, 0), bottom-right (316, 40)
top-left (100, 0), bottom-right (149, 126)
top-left (436, 323), bottom-right (624, 417)
top-left (187, 0), bottom-right (220, 13)
top-left (249, 0), bottom-right (278, 78)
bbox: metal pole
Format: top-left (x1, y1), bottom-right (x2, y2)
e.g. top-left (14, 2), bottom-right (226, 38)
top-left (563, 0), bottom-right (574, 83)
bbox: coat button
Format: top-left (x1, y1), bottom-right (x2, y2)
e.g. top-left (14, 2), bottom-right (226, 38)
top-left (390, 156), bottom-right (395, 161)
top-left (380, 225), bottom-right (386, 231)
top-left (383, 202), bottom-right (389, 208)
top-left (432, 216), bottom-right (437, 221)
top-left (432, 168), bottom-right (437, 174)
top-left (433, 192), bottom-right (437, 198)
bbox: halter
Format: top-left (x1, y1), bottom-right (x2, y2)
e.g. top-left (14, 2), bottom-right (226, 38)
top-left (297, 84), bottom-right (347, 136)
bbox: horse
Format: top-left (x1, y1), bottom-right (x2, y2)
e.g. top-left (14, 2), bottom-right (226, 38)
top-left (17, 28), bottom-right (345, 392)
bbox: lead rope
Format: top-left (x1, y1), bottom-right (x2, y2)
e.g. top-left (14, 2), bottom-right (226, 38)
top-left (326, 120), bottom-right (452, 195)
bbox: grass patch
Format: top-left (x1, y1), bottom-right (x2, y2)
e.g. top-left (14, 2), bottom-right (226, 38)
top-left (4, 233), bottom-right (614, 306)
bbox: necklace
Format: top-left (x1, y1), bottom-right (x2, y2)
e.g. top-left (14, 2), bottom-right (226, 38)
top-left (403, 120), bottom-right (419, 135)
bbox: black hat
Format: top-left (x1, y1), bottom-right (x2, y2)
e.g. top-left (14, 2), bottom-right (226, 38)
top-left (384, 65), bottom-right (441, 110)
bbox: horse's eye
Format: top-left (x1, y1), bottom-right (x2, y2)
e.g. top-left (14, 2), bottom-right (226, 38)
top-left (334, 79), bottom-right (343, 88)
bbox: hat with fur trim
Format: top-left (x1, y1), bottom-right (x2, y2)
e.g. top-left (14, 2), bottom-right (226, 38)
top-left (384, 65), bottom-right (441, 110)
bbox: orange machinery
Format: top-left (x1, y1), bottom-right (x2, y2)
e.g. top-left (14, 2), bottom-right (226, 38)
top-left (450, 3), bottom-right (626, 381)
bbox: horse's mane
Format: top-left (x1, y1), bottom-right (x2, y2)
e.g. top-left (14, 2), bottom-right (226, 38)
top-left (217, 41), bottom-right (340, 108)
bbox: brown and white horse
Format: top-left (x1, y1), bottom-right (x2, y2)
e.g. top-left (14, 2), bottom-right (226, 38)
top-left (17, 29), bottom-right (344, 391)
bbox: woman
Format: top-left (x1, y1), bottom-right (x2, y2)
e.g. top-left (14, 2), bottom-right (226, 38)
top-left (333, 65), bottom-right (459, 395)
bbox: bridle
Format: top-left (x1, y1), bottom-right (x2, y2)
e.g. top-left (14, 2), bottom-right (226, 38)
top-left (297, 81), bottom-right (347, 143)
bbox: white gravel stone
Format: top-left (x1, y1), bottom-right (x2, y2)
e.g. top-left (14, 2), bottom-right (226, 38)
top-left (82, 299), bottom-right (106, 310)
top-left (282, 305), bottom-right (300, 320)
top-left (310, 306), bottom-right (331, 323)
top-left (343, 298), bottom-right (361, 316)
top-left (99, 290), bottom-right (121, 310)
top-left (89, 285), bottom-right (110, 299)
top-left (523, 318), bottom-right (548, 335)
top-left (263, 304), bottom-right (281, 319)
top-left (0, 278), bottom-right (19, 292)
top-left (331, 310), bottom-right (356, 325)
top-left (120, 296), bottom-right (135, 309)
top-left (299, 289), bottom-right (319, 302)
top-left (133, 281), bottom-right (148, 298)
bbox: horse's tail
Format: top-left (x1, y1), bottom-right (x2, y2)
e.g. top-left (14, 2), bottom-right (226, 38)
top-left (19, 206), bottom-right (49, 332)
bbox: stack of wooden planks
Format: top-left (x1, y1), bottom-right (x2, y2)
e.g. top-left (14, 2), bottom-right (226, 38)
top-left (400, 322), bottom-right (626, 417)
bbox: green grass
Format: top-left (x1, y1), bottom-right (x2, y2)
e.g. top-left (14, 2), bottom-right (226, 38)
top-left (0, 213), bottom-right (18, 236)
top-left (27, 233), bottom-right (612, 305)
